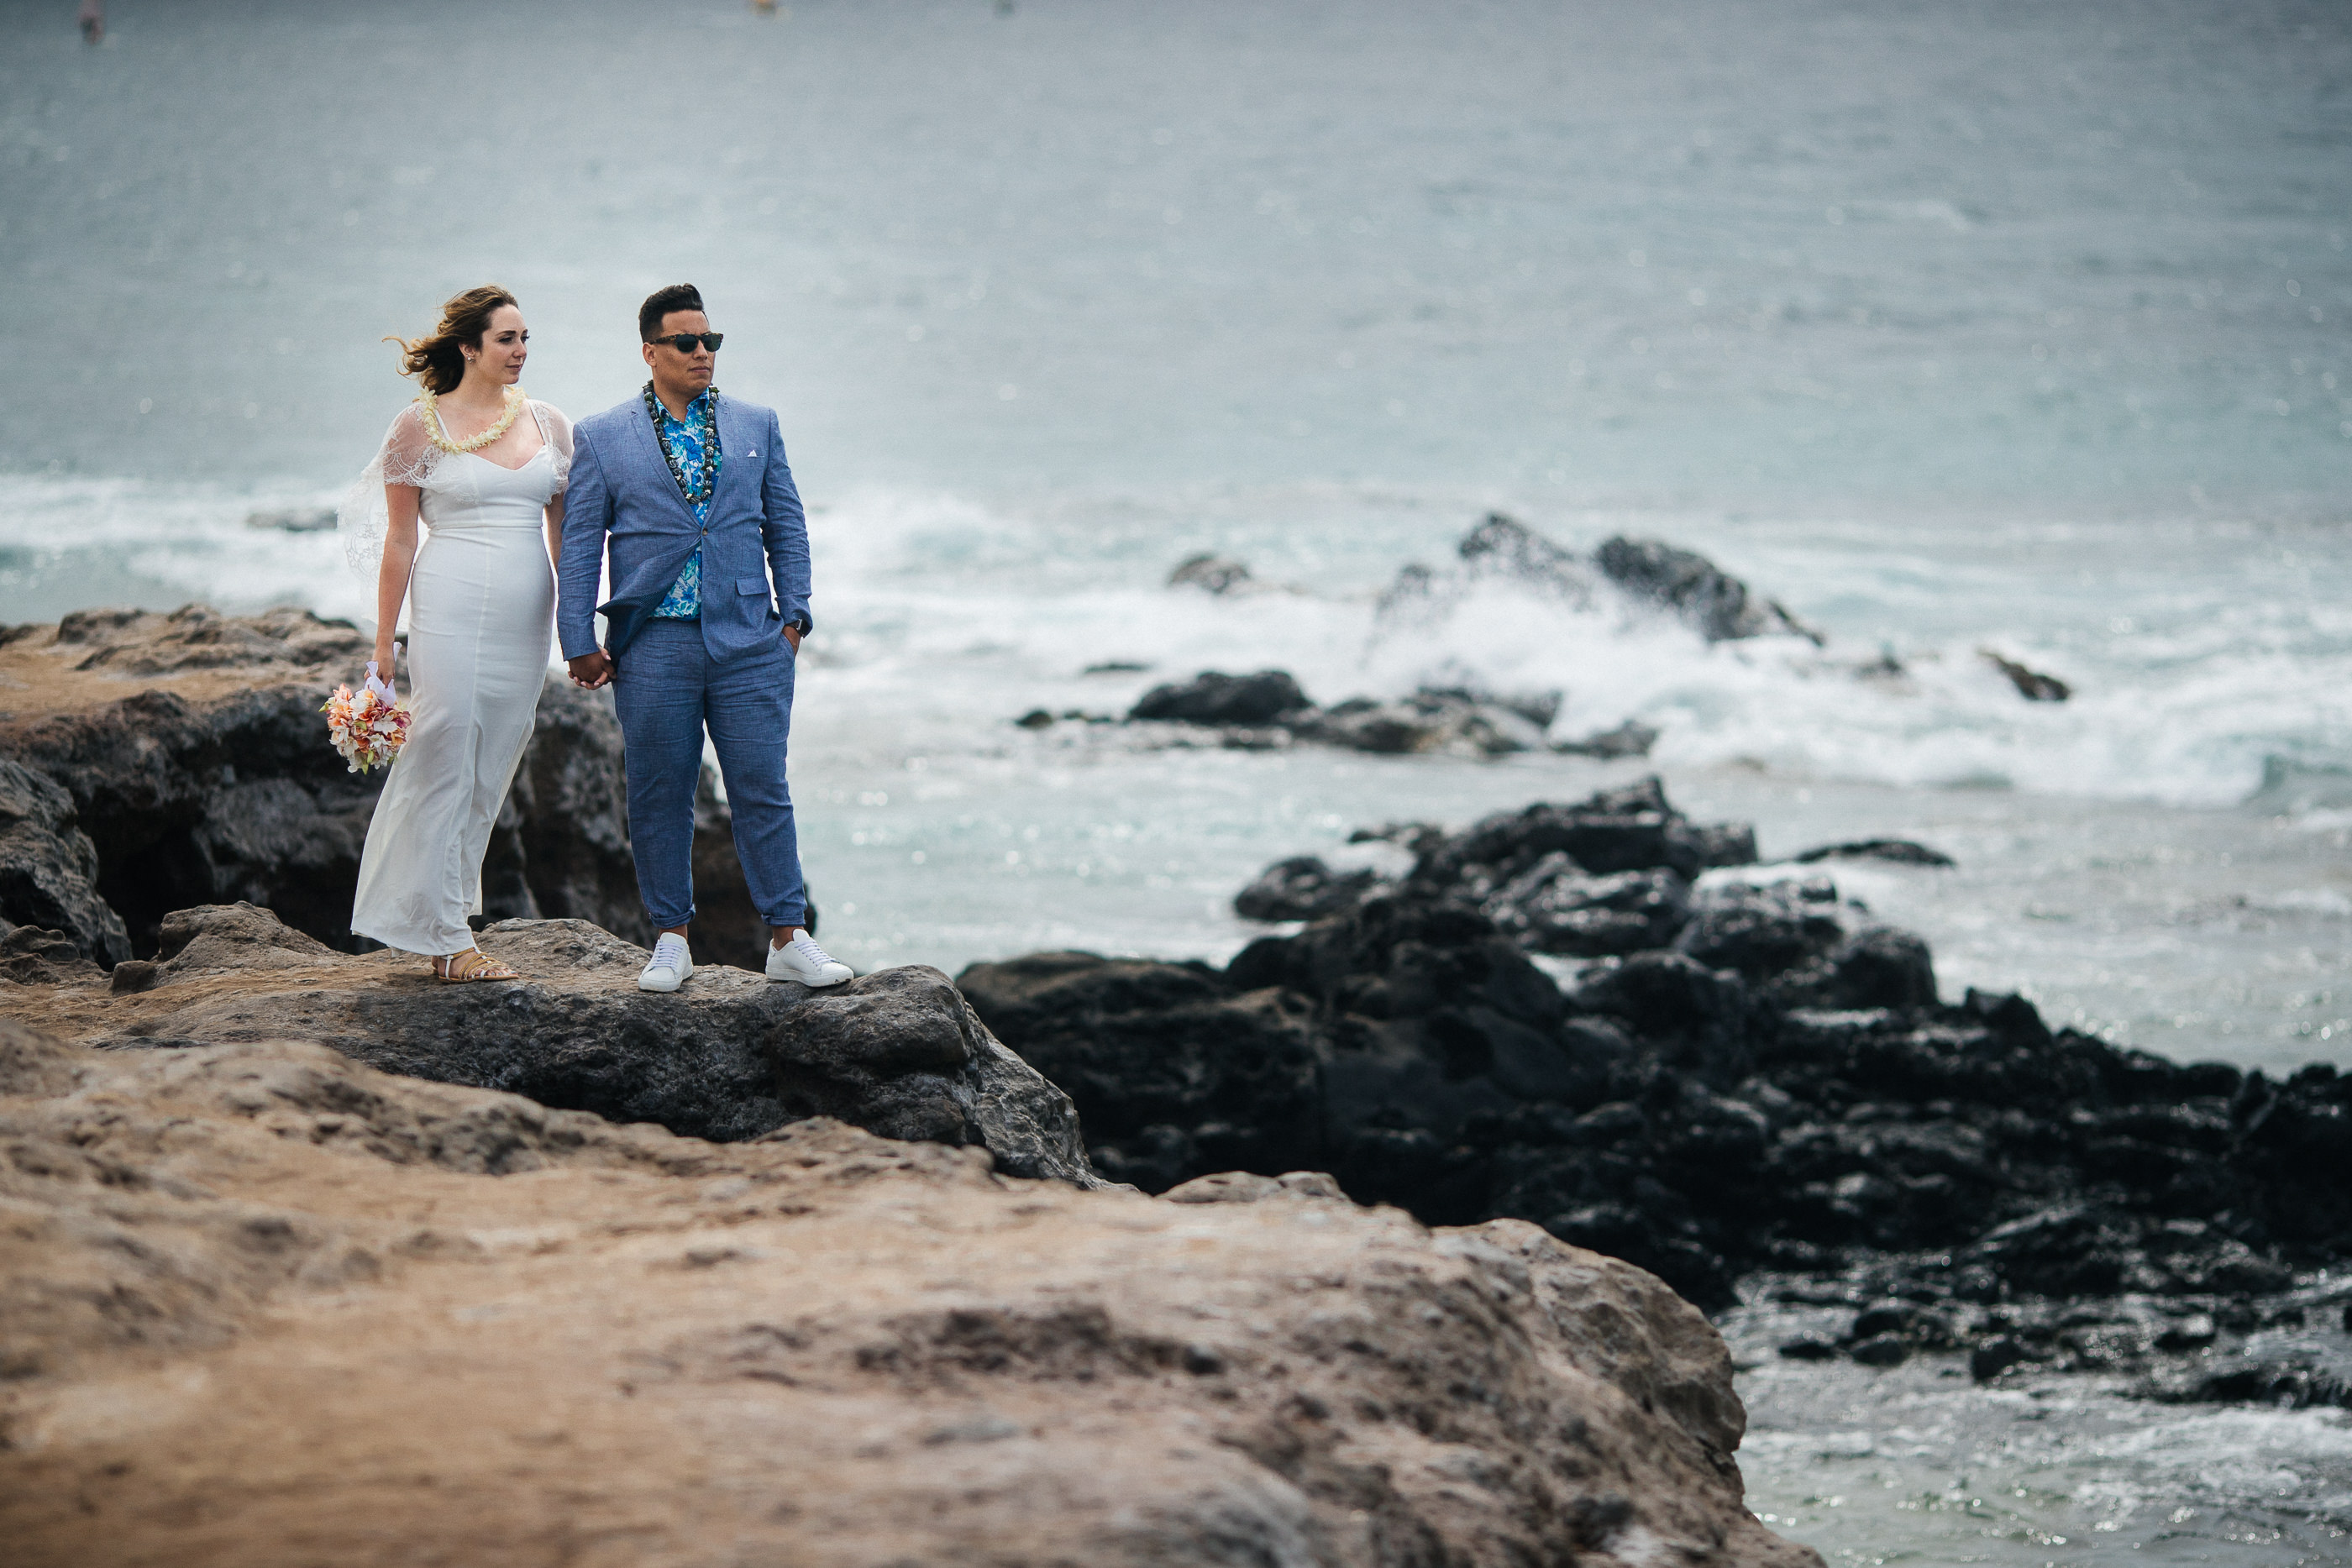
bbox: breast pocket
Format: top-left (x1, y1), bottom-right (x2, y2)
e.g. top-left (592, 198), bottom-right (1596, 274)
top-left (738, 575), bottom-right (776, 616)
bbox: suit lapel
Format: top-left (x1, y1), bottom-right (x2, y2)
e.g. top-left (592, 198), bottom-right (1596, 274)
top-left (626, 396), bottom-right (701, 527)
top-left (712, 393), bottom-right (753, 512)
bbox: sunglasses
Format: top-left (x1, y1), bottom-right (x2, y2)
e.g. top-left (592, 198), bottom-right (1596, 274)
top-left (648, 332), bottom-right (725, 354)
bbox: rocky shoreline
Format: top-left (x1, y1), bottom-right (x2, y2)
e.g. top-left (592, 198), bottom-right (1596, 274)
top-left (1017, 517), bottom-right (2072, 759)
top-left (957, 779), bottom-right (2352, 1408)
top-left (3, 595), bottom-right (2342, 1562)
top-left (0, 603), bottom-right (1825, 1562)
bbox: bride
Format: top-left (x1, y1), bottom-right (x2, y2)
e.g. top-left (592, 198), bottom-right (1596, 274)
top-left (340, 285), bottom-right (570, 981)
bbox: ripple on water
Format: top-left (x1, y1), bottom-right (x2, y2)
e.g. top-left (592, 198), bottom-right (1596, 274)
top-left (1725, 1303), bottom-right (2352, 1565)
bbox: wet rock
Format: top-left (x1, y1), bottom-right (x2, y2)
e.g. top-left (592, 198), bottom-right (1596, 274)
top-left (1167, 553), bottom-right (1253, 594)
top-left (1846, 1332), bottom-right (1909, 1366)
top-left (1962, 1206), bottom-right (2147, 1298)
top-left (953, 951), bottom-right (1326, 1191)
top-left (1415, 777), bottom-right (1760, 894)
top-left (1443, 685), bottom-right (1564, 731)
top-left (1980, 648), bottom-right (2072, 701)
top-left (967, 775), bottom-right (2352, 1334)
top-left (1969, 1336), bottom-right (2036, 1381)
top-left (2161, 1361), bottom-right (2352, 1411)
top-left (1457, 512), bottom-right (1599, 602)
top-left (1792, 838), bottom-right (1957, 868)
top-left (14, 901), bottom-right (1103, 1186)
top-left (1595, 535), bottom-right (1824, 644)
top-left (1105, 658), bottom-right (1560, 761)
top-left (1231, 856), bottom-right (1386, 922)
top-left (1127, 669), bottom-right (1310, 726)
top-left (1486, 857), bottom-right (1692, 956)
top-left (1294, 688), bottom-right (1548, 758)
top-left (1677, 880), bottom-right (1846, 983)
top-left (1848, 1299), bottom-right (1959, 1349)
top-left (2154, 1312), bottom-right (2216, 1350)
top-left (1291, 697), bottom-right (1432, 754)
top-left (1377, 515), bottom-right (1823, 647)
top-left (1551, 718), bottom-right (1660, 758)
top-left (1373, 559), bottom-right (1443, 619)
top-left (0, 759), bottom-right (130, 966)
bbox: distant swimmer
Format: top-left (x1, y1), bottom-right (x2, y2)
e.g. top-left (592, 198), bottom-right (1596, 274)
top-left (78, 0), bottom-right (103, 45)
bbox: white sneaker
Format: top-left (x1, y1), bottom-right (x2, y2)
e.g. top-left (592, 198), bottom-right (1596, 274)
top-left (767, 933), bottom-right (853, 988)
top-left (638, 933), bottom-right (693, 993)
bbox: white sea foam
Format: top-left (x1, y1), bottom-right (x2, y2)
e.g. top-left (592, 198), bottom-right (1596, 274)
top-left (791, 484), bottom-right (2352, 813)
top-left (9, 474), bottom-right (2347, 821)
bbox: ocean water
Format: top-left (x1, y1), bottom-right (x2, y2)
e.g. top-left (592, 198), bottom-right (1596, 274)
top-left (4, 2), bottom-right (2351, 1559)
top-left (1723, 1283), bottom-right (2352, 1566)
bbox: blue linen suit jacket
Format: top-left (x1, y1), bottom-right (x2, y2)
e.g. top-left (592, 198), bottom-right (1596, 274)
top-left (556, 391), bottom-right (812, 666)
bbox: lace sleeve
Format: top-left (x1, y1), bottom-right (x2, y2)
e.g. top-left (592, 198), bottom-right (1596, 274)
top-left (338, 403), bottom-right (438, 577)
top-left (533, 401), bottom-right (574, 496)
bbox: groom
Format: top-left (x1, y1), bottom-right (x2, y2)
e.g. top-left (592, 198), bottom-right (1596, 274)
top-left (557, 283), bottom-right (853, 993)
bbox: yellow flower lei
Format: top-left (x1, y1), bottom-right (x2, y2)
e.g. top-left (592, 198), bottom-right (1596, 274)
top-left (417, 385), bottom-right (527, 454)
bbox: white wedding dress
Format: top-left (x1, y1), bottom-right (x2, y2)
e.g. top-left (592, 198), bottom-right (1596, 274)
top-left (344, 399), bottom-right (571, 955)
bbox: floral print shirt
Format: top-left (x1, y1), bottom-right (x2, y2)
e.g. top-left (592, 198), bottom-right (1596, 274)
top-left (649, 389), bottom-right (720, 620)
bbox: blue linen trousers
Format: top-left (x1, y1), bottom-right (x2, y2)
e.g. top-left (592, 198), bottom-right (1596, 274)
top-left (612, 620), bottom-right (805, 932)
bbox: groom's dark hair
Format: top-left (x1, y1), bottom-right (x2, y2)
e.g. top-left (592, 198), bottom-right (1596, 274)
top-left (639, 283), bottom-right (706, 340)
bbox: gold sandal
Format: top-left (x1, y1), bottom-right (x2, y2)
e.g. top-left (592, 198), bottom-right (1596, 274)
top-left (433, 948), bottom-right (521, 983)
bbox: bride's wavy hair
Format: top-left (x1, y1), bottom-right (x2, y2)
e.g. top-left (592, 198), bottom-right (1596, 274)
top-left (386, 286), bottom-right (518, 396)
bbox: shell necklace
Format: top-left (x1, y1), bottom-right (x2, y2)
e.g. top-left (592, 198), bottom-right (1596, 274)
top-left (418, 385), bottom-right (526, 454)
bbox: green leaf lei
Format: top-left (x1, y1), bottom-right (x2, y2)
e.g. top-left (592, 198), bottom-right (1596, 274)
top-left (642, 381), bottom-right (719, 508)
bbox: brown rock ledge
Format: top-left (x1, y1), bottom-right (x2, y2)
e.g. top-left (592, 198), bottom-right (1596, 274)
top-left (5, 901), bottom-right (1101, 1185)
top-left (0, 1020), bottom-right (1818, 1567)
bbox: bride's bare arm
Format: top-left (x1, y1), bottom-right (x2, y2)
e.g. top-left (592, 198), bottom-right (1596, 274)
top-left (543, 492), bottom-right (566, 572)
top-left (375, 485), bottom-right (422, 677)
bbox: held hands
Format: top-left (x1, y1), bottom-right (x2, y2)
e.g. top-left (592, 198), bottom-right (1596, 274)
top-left (563, 630), bottom-right (787, 690)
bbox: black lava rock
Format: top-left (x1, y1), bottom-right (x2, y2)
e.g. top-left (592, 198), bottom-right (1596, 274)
top-left (1793, 839), bottom-right (1957, 868)
top-left (964, 777), bottom-right (2352, 1324)
top-left (1233, 857), bottom-right (1387, 922)
top-left (1128, 669), bottom-right (1311, 726)
top-left (0, 759), bottom-right (131, 966)
top-left (1594, 535), bottom-right (1818, 643)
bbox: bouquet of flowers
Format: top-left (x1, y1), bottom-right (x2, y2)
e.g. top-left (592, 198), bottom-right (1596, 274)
top-left (322, 681), bottom-right (411, 774)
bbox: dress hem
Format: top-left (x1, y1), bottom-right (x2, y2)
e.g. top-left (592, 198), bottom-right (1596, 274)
top-left (352, 921), bottom-right (478, 957)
